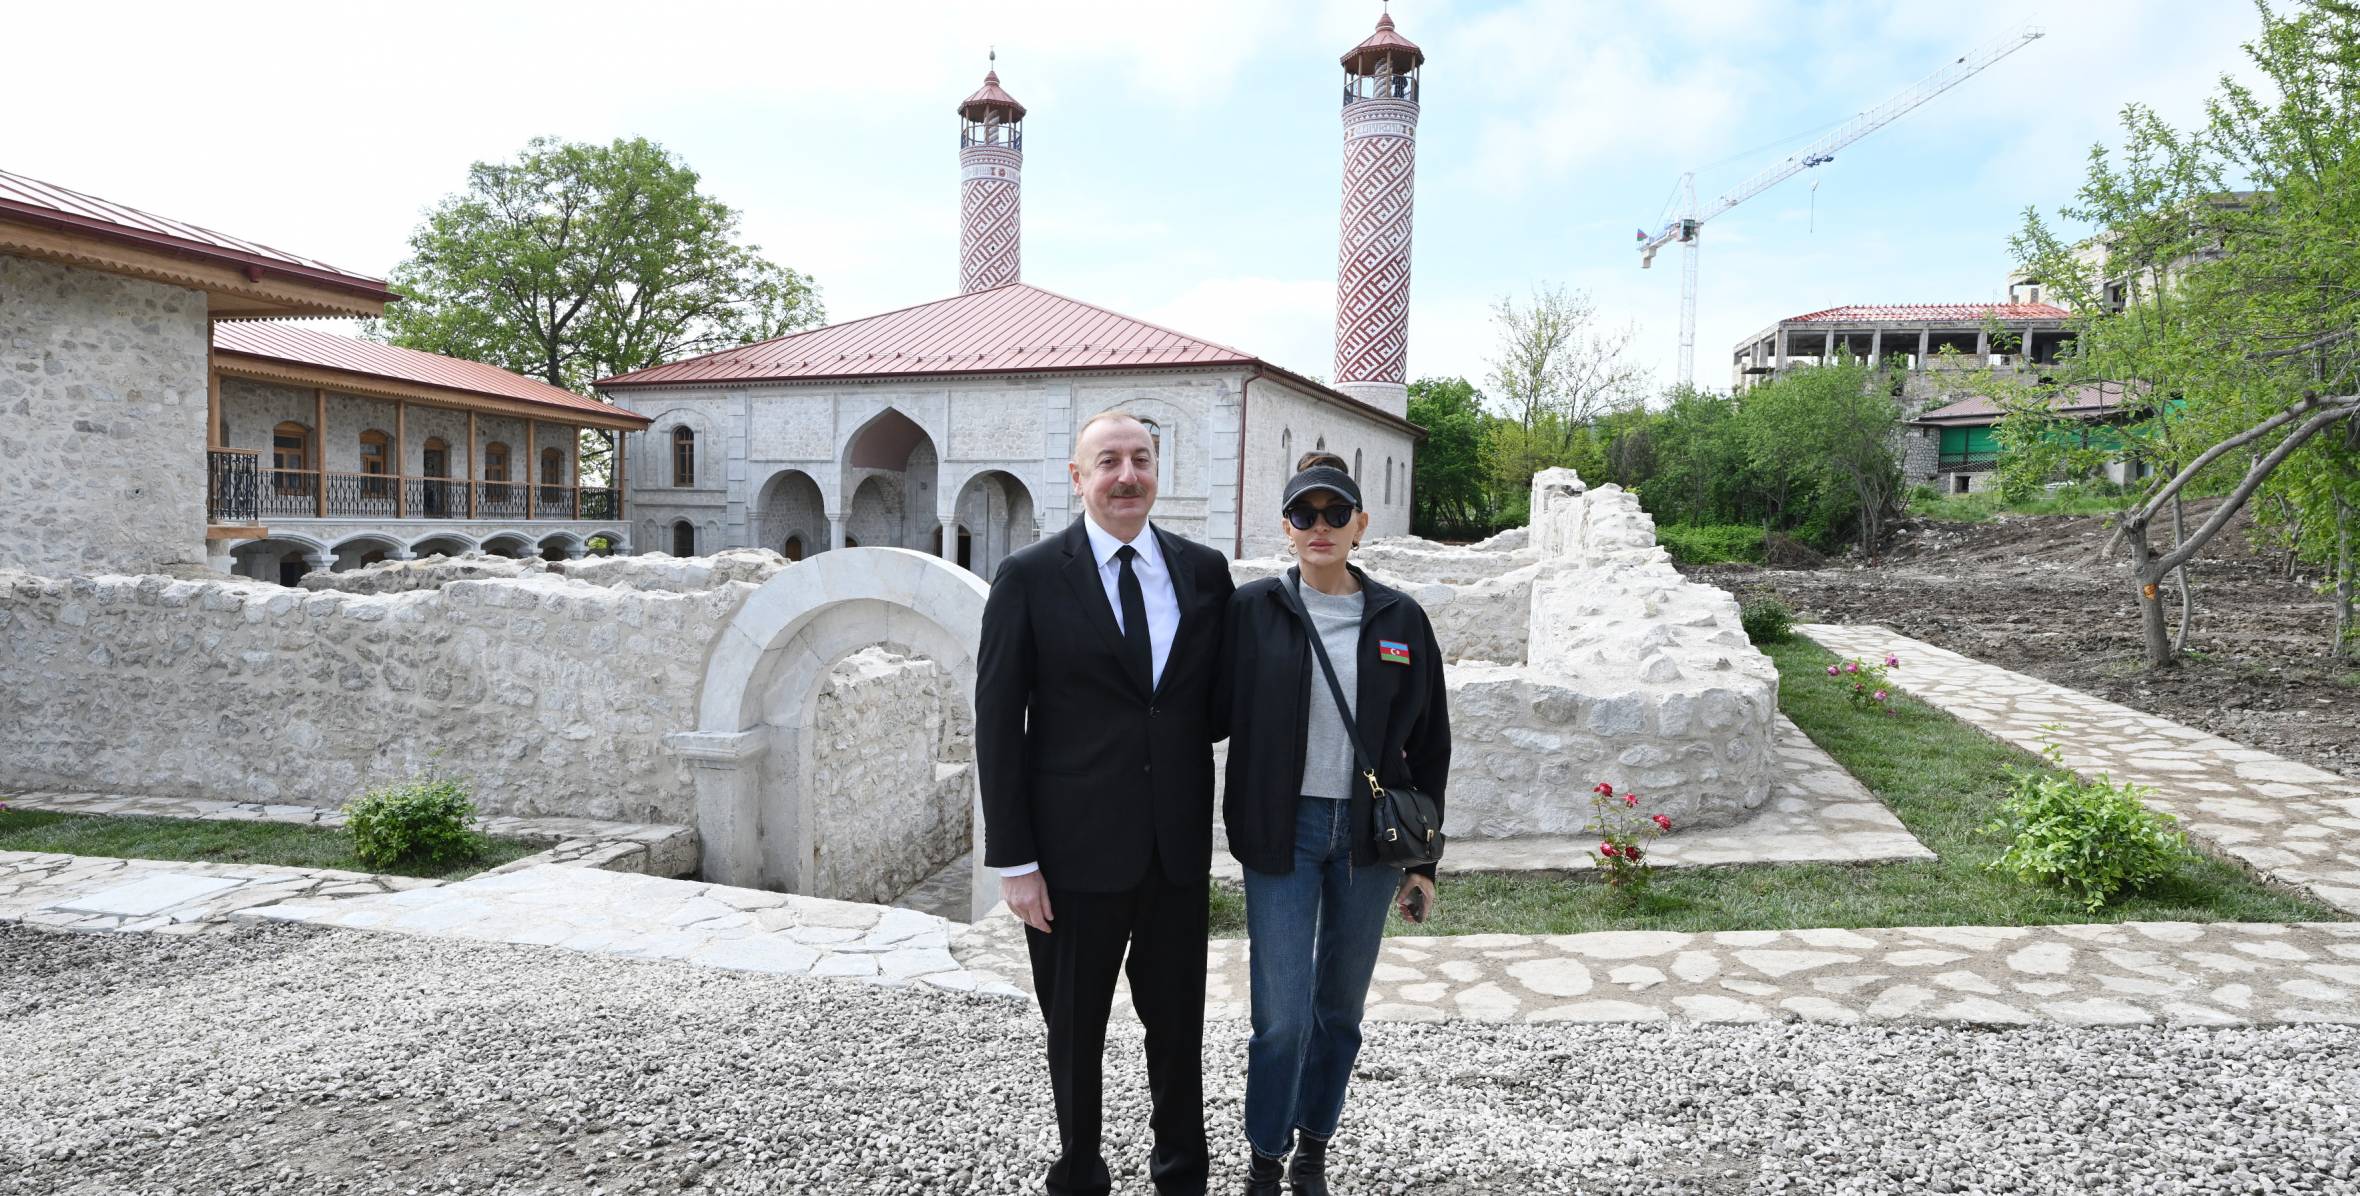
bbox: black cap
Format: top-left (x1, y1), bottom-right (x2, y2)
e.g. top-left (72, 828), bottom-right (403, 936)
top-left (1282, 465), bottom-right (1361, 510)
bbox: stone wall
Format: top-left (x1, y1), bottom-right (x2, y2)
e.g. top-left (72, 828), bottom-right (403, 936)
top-left (1238, 373), bottom-right (1415, 557)
top-left (0, 255), bottom-right (209, 576)
top-left (806, 647), bottom-right (972, 904)
top-left (0, 568), bottom-right (732, 823)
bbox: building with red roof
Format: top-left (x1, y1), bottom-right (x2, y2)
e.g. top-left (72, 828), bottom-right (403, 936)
top-left (597, 21), bottom-right (1430, 566)
top-left (1, 167), bottom-right (649, 582)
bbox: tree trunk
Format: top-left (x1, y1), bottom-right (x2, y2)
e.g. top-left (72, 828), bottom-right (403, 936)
top-left (2127, 523), bottom-right (2176, 669)
top-left (2170, 494), bottom-right (2194, 653)
top-left (2337, 494), bottom-right (2355, 657)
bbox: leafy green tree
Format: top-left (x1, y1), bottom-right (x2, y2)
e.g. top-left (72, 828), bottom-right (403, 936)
top-left (1406, 377), bottom-right (1496, 539)
top-left (1737, 357), bottom-right (1900, 554)
top-left (2014, 0), bottom-right (2360, 667)
top-left (376, 136), bottom-right (824, 481)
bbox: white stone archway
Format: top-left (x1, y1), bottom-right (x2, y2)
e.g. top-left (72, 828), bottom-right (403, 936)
top-left (669, 547), bottom-right (997, 920)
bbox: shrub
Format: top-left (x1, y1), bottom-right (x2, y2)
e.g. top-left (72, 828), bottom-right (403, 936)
top-left (1656, 522), bottom-right (1765, 565)
top-left (1583, 781), bottom-right (1672, 890)
top-left (1823, 652), bottom-right (1900, 712)
top-left (1986, 743), bottom-right (2193, 911)
top-left (343, 774), bottom-right (487, 871)
top-left (1739, 593), bottom-right (1794, 644)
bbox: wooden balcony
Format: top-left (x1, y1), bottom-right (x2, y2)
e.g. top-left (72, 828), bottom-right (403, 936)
top-left (209, 449), bottom-right (620, 524)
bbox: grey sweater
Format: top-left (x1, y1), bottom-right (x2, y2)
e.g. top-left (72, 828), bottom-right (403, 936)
top-left (1295, 580), bottom-right (1366, 800)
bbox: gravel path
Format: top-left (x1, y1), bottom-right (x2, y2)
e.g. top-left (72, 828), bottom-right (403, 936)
top-left (7, 924), bottom-right (2358, 1195)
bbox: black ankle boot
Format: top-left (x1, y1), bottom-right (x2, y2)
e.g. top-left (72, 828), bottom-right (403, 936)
top-left (1287, 1134), bottom-right (1329, 1196)
top-left (1244, 1150), bottom-right (1285, 1196)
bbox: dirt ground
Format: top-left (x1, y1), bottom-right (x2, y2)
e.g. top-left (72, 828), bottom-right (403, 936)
top-left (1687, 499), bottom-right (2360, 780)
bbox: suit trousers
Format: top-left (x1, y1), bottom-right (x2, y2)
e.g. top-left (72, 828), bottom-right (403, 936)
top-left (1025, 849), bottom-right (1210, 1196)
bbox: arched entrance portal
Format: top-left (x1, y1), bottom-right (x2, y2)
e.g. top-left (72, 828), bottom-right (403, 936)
top-left (840, 408), bottom-right (939, 550)
top-left (669, 548), bottom-right (997, 920)
top-left (951, 469), bottom-right (1039, 579)
top-left (755, 469), bottom-right (827, 560)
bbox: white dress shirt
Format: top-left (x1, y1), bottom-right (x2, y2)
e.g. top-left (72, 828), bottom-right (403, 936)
top-left (1001, 515), bottom-right (1182, 880)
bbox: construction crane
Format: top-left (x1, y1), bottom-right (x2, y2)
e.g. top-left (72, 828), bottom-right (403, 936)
top-left (1638, 23), bottom-right (2046, 386)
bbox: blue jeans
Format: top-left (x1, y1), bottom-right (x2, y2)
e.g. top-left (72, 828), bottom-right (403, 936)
top-left (1241, 796), bottom-right (1402, 1158)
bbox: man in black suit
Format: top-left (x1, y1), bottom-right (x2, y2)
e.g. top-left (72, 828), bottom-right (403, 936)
top-left (976, 409), bottom-right (1235, 1196)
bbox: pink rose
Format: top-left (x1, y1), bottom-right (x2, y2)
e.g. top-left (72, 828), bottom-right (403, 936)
top-left (1624, 793), bottom-right (1639, 807)
top-left (1844, 661), bottom-right (1859, 674)
top-left (1624, 845), bottom-right (1643, 863)
top-left (1874, 690), bottom-right (1888, 702)
top-left (1593, 782), bottom-right (1614, 797)
top-left (1599, 841), bottom-right (1620, 858)
top-left (1826, 665), bottom-right (1840, 676)
top-left (1885, 655), bottom-right (1900, 668)
top-left (1651, 814), bottom-right (1672, 831)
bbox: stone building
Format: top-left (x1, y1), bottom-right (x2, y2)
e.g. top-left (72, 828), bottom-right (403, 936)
top-left (598, 18), bottom-right (1430, 565)
top-left (1, 168), bottom-right (651, 585)
top-left (208, 322), bottom-right (648, 584)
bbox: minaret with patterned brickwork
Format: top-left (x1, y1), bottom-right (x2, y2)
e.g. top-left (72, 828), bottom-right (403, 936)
top-left (1333, 13), bottom-right (1424, 419)
top-left (958, 56), bottom-right (1025, 294)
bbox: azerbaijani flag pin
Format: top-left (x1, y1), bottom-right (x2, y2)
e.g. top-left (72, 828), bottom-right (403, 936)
top-left (1378, 640), bottom-right (1411, 666)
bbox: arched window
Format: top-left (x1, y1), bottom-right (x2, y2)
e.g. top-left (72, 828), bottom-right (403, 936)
top-left (1315, 435), bottom-right (1327, 453)
top-left (358, 430), bottom-right (391, 498)
top-left (672, 426), bottom-right (695, 487)
top-left (1138, 418), bottom-right (1169, 488)
top-left (271, 421), bottom-right (311, 494)
top-left (1385, 457), bottom-right (1394, 504)
top-left (672, 520), bottom-right (695, 556)
top-left (1281, 428), bottom-right (1293, 470)
top-left (1353, 448), bottom-right (1363, 480)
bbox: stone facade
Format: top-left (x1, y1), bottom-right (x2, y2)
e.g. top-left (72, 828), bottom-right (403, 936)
top-left (807, 647), bottom-right (972, 904)
top-left (0, 254), bottom-right (210, 576)
top-left (617, 367), bottom-right (1417, 566)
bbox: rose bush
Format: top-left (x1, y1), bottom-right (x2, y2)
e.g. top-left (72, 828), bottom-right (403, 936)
top-left (1585, 782), bottom-right (1672, 890)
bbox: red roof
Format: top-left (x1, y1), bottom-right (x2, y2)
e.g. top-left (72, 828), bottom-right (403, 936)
top-left (959, 69), bottom-right (1026, 120)
top-left (213, 322), bottom-right (647, 424)
top-left (0, 168), bottom-right (395, 302)
top-left (1342, 13), bottom-right (1424, 72)
top-left (1913, 383), bottom-right (2132, 426)
top-left (1786, 302), bottom-right (2069, 324)
top-left (598, 283), bottom-right (1419, 434)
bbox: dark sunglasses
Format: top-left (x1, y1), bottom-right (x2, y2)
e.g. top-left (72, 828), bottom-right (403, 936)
top-left (1284, 502), bottom-right (1358, 530)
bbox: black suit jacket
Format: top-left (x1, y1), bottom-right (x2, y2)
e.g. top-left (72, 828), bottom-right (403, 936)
top-left (975, 517), bottom-right (1235, 893)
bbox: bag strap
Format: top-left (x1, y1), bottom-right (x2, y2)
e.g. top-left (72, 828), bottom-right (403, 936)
top-left (1286, 572), bottom-right (1387, 802)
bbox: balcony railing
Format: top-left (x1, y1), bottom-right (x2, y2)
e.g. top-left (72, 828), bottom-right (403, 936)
top-left (1939, 450), bottom-right (2002, 471)
top-left (208, 450), bottom-right (260, 524)
top-left (209, 462), bottom-right (623, 523)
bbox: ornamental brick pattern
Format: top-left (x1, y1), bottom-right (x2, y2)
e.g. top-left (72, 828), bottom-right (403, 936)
top-left (1334, 98), bottom-right (1419, 417)
top-left (959, 146), bottom-right (1021, 294)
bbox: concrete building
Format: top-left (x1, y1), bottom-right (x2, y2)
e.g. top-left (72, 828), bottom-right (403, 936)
top-left (0, 168), bottom-right (649, 585)
top-left (1730, 301), bottom-right (2076, 394)
top-left (599, 24), bottom-right (1428, 565)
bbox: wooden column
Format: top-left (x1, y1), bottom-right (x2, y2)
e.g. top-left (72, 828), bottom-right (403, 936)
top-left (525, 417), bottom-right (538, 520)
top-left (314, 387), bottom-right (328, 517)
top-left (466, 410), bottom-right (478, 519)
top-left (394, 400), bottom-right (408, 518)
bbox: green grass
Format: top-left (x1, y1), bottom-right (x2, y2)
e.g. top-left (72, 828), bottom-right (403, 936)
top-left (0, 807), bottom-right (543, 880)
top-left (1904, 483), bottom-right (2126, 524)
top-left (1207, 638), bottom-right (2341, 937)
top-left (1655, 522), bottom-right (1767, 566)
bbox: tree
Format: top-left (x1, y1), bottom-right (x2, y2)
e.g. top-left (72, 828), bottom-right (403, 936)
top-left (1406, 377), bottom-right (1496, 539)
top-left (2014, 0), bottom-right (2360, 668)
top-left (376, 136), bottom-right (824, 481)
top-left (1481, 285), bottom-right (1646, 494)
top-left (1736, 357), bottom-right (1902, 554)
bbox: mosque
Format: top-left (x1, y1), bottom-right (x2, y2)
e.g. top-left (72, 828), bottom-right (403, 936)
top-left (597, 14), bottom-right (1432, 569)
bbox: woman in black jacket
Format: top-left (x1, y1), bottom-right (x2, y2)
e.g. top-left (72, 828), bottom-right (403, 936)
top-left (1215, 454), bottom-right (1451, 1196)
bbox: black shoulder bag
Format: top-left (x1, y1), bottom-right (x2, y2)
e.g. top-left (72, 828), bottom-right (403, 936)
top-left (1290, 579), bottom-right (1445, 867)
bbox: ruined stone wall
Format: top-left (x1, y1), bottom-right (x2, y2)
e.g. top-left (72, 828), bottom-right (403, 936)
top-left (806, 647), bottom-right (973, 904)
top-left (0, 255), bottom-right (210, 576)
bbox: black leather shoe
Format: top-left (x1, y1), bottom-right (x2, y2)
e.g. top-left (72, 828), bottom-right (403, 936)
top-left (1244, 1151), bottom-right (1285, 1196)
top-left (1287, 1134), bottom-right (1329, 1196)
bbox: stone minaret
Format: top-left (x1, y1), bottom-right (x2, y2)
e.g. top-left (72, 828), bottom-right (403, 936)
top-left (958, 56), bottom-right (1025, 293)
top-left (1333, 13), bottom-right (1424, 418)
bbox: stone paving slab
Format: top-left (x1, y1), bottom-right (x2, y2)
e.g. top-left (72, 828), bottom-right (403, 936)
top-left (1798, 624), bottom-right (2360, 917)
top-left (0, 789), bottom-right (699, 879)
top-left (1, 849), bottom-right (444, 936)
top-left (1211, 716), bottom-right (1930, 880)
top-left (953, 911), bottom-right (2360, 1027)
top-left (236, 863), bottom-right (1021, 997)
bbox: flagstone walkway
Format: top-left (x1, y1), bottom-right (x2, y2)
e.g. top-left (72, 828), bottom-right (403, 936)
top-left (949, 913), bottom-right (2360, 1027)
top-left (1799, 624), bottom-right (2360, 917)
top-left (0, 789), bottom-right (699, 878)
top-left (1, 850), bottom-right (442, 935)
top-left (237, 863), bottom-right (1019, 997)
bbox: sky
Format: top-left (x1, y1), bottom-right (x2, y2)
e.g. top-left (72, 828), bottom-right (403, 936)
top-left (2, 0), bottom-right (2272, 401)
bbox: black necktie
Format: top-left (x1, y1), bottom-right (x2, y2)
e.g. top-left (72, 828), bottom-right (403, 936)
top-left (1115, 544), bottom-right (1153, 695)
